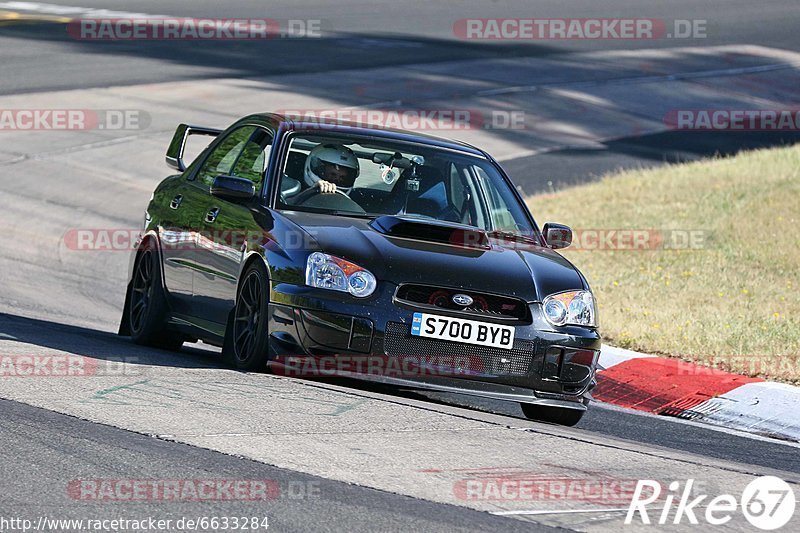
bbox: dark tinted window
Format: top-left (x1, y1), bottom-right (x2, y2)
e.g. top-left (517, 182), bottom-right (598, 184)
top-left (196, 126), bottom-right (256, 187)
top-left (278, 134), bottom-right (534, 235)
top-left (231, 128), bottom-right (273, 193)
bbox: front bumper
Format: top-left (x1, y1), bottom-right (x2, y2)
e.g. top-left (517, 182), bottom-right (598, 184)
top-left (267, 281), bottom-right (601, 410)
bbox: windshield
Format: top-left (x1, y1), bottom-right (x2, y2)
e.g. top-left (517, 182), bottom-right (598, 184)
top-left (276, 133), bottom-right (535, 235)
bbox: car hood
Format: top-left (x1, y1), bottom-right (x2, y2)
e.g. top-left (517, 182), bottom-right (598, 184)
top-left (281, 212), bottom-right (586, 302)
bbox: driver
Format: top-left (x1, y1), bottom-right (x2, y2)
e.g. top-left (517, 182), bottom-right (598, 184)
top-left (303, 143), bottom-right (360, 194)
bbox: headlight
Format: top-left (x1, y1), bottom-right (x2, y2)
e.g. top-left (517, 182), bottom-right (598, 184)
top-left (542, 290), bottom-right (597, 327)
top-left (305, 252), bottom-right (377, 298)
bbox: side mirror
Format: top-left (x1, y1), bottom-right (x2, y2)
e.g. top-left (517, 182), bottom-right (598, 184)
top-left (542, 222), bottom-right (572, 250)
top-left (211, 175), bottom-right (255, 202)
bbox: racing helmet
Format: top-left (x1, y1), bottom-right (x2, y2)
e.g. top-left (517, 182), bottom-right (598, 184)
top-left (303, 143), bottom-right (360, 188)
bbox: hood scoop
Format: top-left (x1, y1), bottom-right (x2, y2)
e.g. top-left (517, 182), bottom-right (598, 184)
top-left (370, 215), bottom-right (490, 249)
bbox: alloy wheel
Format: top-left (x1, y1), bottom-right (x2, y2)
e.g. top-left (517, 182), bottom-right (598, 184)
top-left (129, 250), bottom-right (154, 334)
top-left (233, 270), bottom-right (262, 363)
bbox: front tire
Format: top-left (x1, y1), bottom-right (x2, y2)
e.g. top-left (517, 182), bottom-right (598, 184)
top-left (520, 403), bottom-right (585, 426)
top-left (128, 243), bottom-right (183, 351)
top-left (224, 262), bottom-right (272, 371)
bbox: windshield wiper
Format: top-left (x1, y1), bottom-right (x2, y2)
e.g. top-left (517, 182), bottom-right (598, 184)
top-left (487, 230), bottom-right (540, 245)
top-left (328, 211), bottom-right (379, 219)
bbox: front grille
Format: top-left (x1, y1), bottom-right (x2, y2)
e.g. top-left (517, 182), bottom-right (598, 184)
top-left (395, 284), bottom-right (528, 321)
top-left (383, 322), bottom-right (535, 377)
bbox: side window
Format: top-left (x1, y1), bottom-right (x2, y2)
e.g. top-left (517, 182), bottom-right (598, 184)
top-left (455, 163), bottom-right (486, 229)
top-left (448, 163), bottom-right (466, 211)
top-left (474, 166), bottom-right (519, 232)
top-left (231, 128), bottom-right (273, 193)
top-left (195, 126), bottom-right (256, 187)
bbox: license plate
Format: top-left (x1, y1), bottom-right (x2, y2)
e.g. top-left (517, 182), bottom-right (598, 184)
top-left (411, 312), bottom-right (514, 350)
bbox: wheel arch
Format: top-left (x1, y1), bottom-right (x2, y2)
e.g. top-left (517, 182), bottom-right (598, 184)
top-left (222, 251), bottom-right (274, 364)
top-left (237, 251), bottom-right (273, 295)
top-left (225, 251), bottom-right (273, 336)
top-left (118, 231), bottom-right (165, 336)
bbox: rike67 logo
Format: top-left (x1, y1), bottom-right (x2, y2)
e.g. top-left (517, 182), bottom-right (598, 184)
top-left (626, 477), bottom-right (796, 530)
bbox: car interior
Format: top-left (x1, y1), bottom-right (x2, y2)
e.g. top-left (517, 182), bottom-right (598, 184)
top-left (277, 140), bottom-right (485, 228)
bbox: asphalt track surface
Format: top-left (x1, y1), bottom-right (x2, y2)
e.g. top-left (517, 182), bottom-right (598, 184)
top-left (2, 0), bottom-right (800, 95)
top-left (1, 398), bottom-right (551, 533)
top-left (1, 1), bottom-right (800, 531)
top-left (1, 311), bottom-right (799, 531)
top-left (2, 0), bottom-right (799, 190)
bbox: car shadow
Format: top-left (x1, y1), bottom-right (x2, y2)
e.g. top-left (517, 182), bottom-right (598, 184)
top-left (6, 314), bottom-right (800, 475)
top-left (0, 311), bottom-right (532, 419)
top-left (0, 21), bottom-right (562, 95)
top-left (0, 312), bottom-right (221, 370)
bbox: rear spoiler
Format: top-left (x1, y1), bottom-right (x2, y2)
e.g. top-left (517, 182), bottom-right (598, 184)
top-left (165, 123), bottom-right (222, 171)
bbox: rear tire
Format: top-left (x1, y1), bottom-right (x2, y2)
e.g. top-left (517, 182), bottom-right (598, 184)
top-left (520, 403), bottom-right (585, 426)
top-left (128, 242), bottom-right (183, 351)
top-left (223, 262), bottom-right (272, 371)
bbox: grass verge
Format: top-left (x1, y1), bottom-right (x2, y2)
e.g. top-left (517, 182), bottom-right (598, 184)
top-left (527, 144), bottom-right (800, 383)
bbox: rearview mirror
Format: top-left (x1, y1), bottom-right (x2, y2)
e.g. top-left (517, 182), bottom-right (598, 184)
top-left (371, 151), bottom-right (412, 169)
top-left (211, 175), bottom-right (255, 202)
top-left (542, 223), bottom-right (572, 250)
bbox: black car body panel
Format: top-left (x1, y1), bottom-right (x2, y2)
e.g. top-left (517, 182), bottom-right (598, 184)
top-left (121, 113), bottom-right (601, 414)
top-left (278, 211), bottom-right (587, 301)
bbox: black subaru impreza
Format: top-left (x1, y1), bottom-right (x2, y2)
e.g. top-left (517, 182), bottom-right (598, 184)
top-left (119, 113), bottom-right (600, 425)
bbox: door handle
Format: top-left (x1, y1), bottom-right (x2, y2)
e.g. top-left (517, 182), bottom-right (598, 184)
top-left (170, 195), bottom-right (183, 209)
top-left (205, 207), bottom-right (220, 223)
